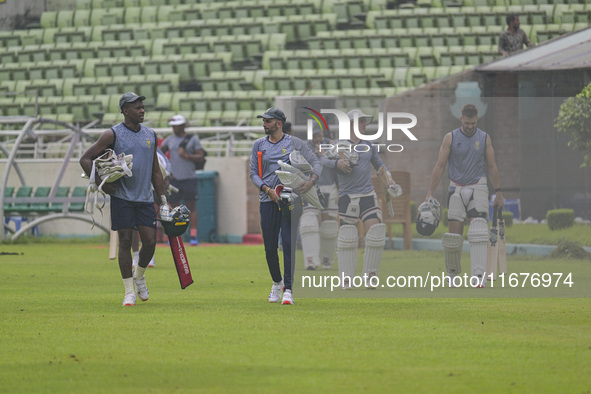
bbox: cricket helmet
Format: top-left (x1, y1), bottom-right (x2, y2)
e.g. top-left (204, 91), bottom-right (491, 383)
top-left (159, 205), bottom-right (190, 237)
top-left (416, 198), bottom-right (441, 236)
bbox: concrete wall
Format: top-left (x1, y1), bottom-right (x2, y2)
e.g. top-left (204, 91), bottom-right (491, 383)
top-left (0, 0), bottom-right (45, 30)
top-left (1, 156), bottom-right (251, 240)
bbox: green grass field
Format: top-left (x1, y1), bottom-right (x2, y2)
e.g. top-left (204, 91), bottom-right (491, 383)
top-left (0, 242), bottom-right (590, 393)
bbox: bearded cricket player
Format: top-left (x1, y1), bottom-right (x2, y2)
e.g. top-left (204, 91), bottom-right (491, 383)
top-left (425, 104), bottom-right (504, 287)
top-left (249, 107), bottom-right (322, 305)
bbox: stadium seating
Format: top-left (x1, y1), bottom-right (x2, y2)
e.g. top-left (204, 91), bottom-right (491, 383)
top-left (1, 0), bottom-right (588, 126)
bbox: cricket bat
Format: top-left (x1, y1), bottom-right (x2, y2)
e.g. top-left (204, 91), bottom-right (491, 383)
top-left (168, 235), bottom-right (194, 289)
top-left (486, 207), bottom-right (499, 280)
top-left (257, 151), bottom-right (263, 178)
top-left (109, 230), bottom-right (118, 260)
top-left (497, 212), bottom-right (507, 276)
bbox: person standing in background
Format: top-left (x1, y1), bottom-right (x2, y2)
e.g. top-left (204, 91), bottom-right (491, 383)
top-left (160, 115), bottom-right (205, 246)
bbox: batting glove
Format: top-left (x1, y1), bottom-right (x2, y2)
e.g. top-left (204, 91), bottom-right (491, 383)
top-left (159, 195), bottom-right (172, 221)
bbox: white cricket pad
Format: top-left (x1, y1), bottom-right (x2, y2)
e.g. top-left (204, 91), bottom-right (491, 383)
top-left (337, 225), bottom-right (358, 279)
top-left (447, 178), bottom-right (489, 222)
top-left (319, 220), bottom-right (338, 268)
top-left (442, 233), bottom-right (463, 276)
top-left (299, 211), bottom-right (320, 270)
top-left (363, 223), bottom-right (386, 277)
top-left (319, 184), bottom-right (338, 217)
top-left (468, 218), bottom-right (489, 284)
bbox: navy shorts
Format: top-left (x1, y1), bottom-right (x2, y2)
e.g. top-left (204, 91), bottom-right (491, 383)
top-left (338, 194), bottom-right (381, 223)
top-left (169, 178), bottom-right (198, 204)
top-left (110, 196), bottom-right (157, 230)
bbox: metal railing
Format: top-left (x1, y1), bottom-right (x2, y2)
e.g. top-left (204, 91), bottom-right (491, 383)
top-left (0, 117), bottom-right (263, 159)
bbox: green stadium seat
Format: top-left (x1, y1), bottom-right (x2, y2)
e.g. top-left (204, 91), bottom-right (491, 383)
top-left (0, 62), bottom-right (16, 81)
top-left (123, 0), bottom-right (141, 7)
top-left (433, 12), bottom-right (451, 28)
top-left (450, 12), bottom-right (465, 27)
top-left (100, 0), bottom-right (126, 8)
top-left (397, 32), bottom-right (413, 48)
top-left (18, 29), bottom-right (44, 46)
top-left (1, 100), bottom-right (21, 117)
top-left (414, 33), bottom-right (431, 47)
top-left (69, 186), bottom-right (87, 212)
top-left (124, 7), bottom-right (142, 24)
top-left (462, 31), bottom-right (478, 46)
top-left (416, 47), bottom-right (439, 67)
top-left (56, 10), bottom-right (75, 28)
top-left (75, 0), bottom-right (92, 8)
top-left (40, 12), bottom-right (58, 28)
top-left (0, 32), bottom-right (20, 48)
top-left (54, 28), bottom-right (86, 44)
top-left (3, 186), bottom-right (15, 210)
top-left (90, 8), bottom-right (124, 26)
top-left (29, 187), bottom-right (52, 212)
top-left (5, 186), bottom-right (34, 213)
top-left (140, 6), bottom-right (159, 23)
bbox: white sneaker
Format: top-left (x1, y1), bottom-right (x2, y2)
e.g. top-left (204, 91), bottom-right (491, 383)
top-left (342, 277), bottom-right (352, 290)
top-left (132, 256), bottom-right (139, 268)
top-left (122, 292), bottom-right (136, 306)
top-left (134, 274), bottom-right (149, 301)
top-left (447, 276), bottom-right (457, 288)
top-left (365, 272), bottom-right (377, 289)
top-left (148, 256), bottom-right (155, 267)
top-left (475, 275), bottom-right (486, 288)
top-left (268, 280), bottom-right (283, 303)
top-left (281, 289), bottom-right (294, 305)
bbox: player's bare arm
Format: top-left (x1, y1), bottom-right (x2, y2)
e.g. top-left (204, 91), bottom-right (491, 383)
top-left (426, 132), bottom-right (452, 200)
top-left (150, 144), bottom-right (166, 204)
top-left (178, 146), bottom-right (205, 163)
top-left (295, 174), bottom-right (319, 195)
top-left (485, 135), bottom-right (504, 209)
top-left (79, 129), bottom-right (116, 194)
top-left (336, 158), bottom-right (351, 173)
top-left (294, 137), bottom-right (322, 195)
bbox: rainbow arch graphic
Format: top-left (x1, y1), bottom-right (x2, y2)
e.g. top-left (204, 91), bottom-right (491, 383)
top-left (302, 107), bottom-right (329, 132)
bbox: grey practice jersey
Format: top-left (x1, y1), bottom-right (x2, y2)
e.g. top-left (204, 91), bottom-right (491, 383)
top-left (307, 139), bottom-right (337, 186)
top-left (160, 134), bottom-right (203, 180)
top-left (250, 134), bottom-right (322, 202)
top-left (111, 122), bottom-right (157, 203)
top-left (448, 128), bottom-right (488, 186)
top-left (335, 140), bottom-right (387, 197)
